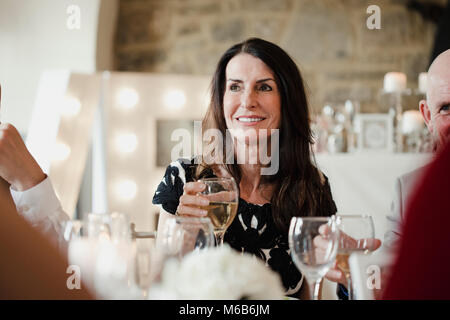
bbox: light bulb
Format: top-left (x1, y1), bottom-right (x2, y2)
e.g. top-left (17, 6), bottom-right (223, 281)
top-left (53, 142), bottom-right (71, 162)
top-left (114, 132), bottom-right (138, 153)
top-left (61, 96), bottom-right (81, 117)
top-left (116, 88), bottom-right (139, 110)
top-left (164, 89), bottom-right (186, 109)
top-left (115, 179), bottom-right (137, 201)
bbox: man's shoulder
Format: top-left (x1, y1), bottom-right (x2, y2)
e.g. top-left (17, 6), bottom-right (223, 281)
top-left (398, 165), bottom-right (429, 187)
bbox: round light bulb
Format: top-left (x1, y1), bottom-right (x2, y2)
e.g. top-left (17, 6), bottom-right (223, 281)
top-left (53, 142), bottom-right (71, 162)
top-left (115, 180), bottom-right (137, 201)
top-left (164, 89), bottom-right (186, 109)
top-left (61, 96), bottom-right (81, 117)
top-left (114, 132), bottom-right (138, 153)
top-left (116, 88), bottom-right (139, 110)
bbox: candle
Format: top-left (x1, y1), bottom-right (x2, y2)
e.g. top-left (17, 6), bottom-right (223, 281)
top-left (401, 110), bottom-right (424, 134)
top-left (418, 72), bottom-right (427, 94)
top-left (383, 72), bottom-right (407, 93)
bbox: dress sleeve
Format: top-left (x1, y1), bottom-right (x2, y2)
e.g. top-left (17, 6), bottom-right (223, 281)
top-left (152, 159), bottom-right (191, 214)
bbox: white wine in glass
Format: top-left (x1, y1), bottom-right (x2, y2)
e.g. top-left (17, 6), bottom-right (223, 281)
top-left (203, 201), bottom-right (238, 231)
top-left (198, 177), bottom-right (239, 246)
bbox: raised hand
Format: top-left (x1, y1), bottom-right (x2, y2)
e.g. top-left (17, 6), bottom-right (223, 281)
top-left (0, 123), bottom-right (46, 191)
top-left (0, 85), bottom-right (44, 191)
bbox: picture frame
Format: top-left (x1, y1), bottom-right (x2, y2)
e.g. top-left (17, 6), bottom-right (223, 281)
top-left (156, 119), bottom-right (199, 168)
top-left (354, 113), bottom-right (394, 152)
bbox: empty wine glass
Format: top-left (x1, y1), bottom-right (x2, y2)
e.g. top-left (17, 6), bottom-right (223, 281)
top-left (133, 239), bottom-right (162, 299)
top-left (62, 212), bottom-right (136, 299)
top-left (197, 177), bottom-right (239, 246)
top-left (157, 216), bottom-right (215, 260)
top-left (62, 218), bottom-right (109, 295)
top-left (288, 216), bottom-right (340, 300)
top-left (335, 214), bottom-right (376, 300)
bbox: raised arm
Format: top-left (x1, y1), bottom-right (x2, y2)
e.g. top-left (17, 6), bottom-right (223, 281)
top-left (0, 123), bottom-right (70, 249)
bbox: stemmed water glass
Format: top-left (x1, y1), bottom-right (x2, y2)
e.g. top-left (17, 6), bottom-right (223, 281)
top-left (335, 214), bottom-right (376, 300)
top-left (62, 212), bottom-right (136, 299)
top-left (197, 177), bottom-right (239, 246)
top-left (157, 216), bottom-right (215, 260)
top-left (134, 239), bottom-right (161, 299)
top-left (288, 216), bottom-right (340, 300)
top-left (62, 216), bottom-right (111, 295)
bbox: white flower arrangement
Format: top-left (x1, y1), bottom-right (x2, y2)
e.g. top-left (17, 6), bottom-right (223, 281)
top-left (149, 245), bottom-right (285, 300)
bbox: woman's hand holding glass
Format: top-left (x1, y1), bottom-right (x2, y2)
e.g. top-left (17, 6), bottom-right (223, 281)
top-left (176, 181), bottom-right (210, 217)
top-left (176, 178), bottom-right (239, 246)
top-left (195, 178), bottom-right (239, 246)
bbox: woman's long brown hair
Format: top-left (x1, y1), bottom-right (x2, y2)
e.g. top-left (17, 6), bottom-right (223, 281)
top-left (196, 38), bottom-right (334, 234)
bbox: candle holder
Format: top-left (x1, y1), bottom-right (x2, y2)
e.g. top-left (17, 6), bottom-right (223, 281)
top-left (312, 101), bottom-right (360, 154)
top-left (379, 89), bottom-right (412, 153)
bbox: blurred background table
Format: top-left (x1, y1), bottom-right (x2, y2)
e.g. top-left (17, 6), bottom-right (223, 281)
top-left (316, 152), bottom-right (431, 299)
top-left (316, 152), bottom-right (431, 240)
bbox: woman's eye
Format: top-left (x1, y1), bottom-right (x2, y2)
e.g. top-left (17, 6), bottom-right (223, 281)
top-left (229, 84), bottom-right (240, 92)
top-left (259, 84), bottom-right (272, 92)
top-left (440, 104), bottom-right (450, 113)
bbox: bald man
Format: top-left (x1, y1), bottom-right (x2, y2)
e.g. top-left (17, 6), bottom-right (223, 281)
top-left (385, 49), bottom-right (450, 248)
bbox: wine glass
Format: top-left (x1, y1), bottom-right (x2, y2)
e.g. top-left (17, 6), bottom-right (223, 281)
top-left (198, 177), bottom-right (239, 246)
top-left (62, 218), bottom-right (110, 294)
top-left (335, 214), bottom-right (375, 300)
top-left (134, 239), bottom-right (162, 299)
top-left (157, 216), bottom-right (215, 260)
top-left (63, 212), bottom-right (136, 299)
top-left (288, 216), bottom-right (340, 300)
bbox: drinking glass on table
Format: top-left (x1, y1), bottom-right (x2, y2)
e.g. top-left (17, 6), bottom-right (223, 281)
top-left (62, 217), bottom-right (111, 294)
top-left (335, 214), bottom-right (376, 300)
top-left (134, 239), bottom-right (161, 299)
top-left (288, 216), bottom-right (340, 300)
top-left (197, 177), bottom-right (239, 246)
top-left (157, 216), bottom-right (215, 260)
top-left (63, 212), bottom-right (136, 299)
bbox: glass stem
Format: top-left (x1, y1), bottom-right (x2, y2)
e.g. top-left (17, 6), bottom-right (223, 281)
top-left (214, 231), bottom-right (225, 246)
top-left (346, 273), bottom-right (353, 300)
top-left (308, 278), bottom-right (322, 300)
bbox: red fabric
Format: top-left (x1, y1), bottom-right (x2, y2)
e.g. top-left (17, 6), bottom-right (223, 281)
top-left (382, 142), bottom-right (450, 299)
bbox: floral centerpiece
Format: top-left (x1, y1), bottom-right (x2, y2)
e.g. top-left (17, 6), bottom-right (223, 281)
top-left (149, 245), bottom-right (285, 300)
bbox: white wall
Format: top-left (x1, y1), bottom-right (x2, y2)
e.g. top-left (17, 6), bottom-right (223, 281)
top-left (0, 0), bottom-right (117, 134)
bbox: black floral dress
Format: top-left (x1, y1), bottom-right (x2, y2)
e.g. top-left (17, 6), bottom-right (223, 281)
top-left (152, 158), bottom-right (338, 297)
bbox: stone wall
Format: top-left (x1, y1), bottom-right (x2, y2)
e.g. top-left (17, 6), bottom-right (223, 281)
top-left (114, 0), bottom-right (444, 113)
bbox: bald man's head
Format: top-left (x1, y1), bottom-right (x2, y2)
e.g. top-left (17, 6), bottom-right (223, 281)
top-left (420, 49), bottom-right (450, 151)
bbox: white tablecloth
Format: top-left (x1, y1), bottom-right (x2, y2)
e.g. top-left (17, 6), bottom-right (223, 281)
top-left (316, 152), bottom-right (431, 299)
top-left (316, 152), bottom-right (432, 240)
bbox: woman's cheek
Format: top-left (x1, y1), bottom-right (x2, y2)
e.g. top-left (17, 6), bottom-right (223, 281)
top-left (224, 97), bottom-right (239, 123)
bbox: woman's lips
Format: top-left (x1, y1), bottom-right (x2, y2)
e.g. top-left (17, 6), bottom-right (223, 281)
top-left (235, 116), bottom-right (266, 126)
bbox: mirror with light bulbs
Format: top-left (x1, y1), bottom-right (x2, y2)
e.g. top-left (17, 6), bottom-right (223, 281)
top-left (28, 71), bottom-right (210, 232)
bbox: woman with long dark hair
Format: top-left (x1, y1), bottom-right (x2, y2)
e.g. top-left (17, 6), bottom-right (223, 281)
top-left (153, 38), bottom-right (338, 298)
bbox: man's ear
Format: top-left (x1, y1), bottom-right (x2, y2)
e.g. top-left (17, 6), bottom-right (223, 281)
top-left (419, 100), bottom-right (433, 133)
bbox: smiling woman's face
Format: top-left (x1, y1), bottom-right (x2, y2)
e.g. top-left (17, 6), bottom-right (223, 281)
top-left (223, 53), bottom-right (281, 142)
